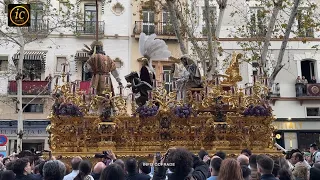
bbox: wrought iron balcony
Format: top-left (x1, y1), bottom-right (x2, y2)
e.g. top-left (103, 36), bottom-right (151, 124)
top-left (133, 21), bottom-right (175, 36)
top-left (8, 81), bottom-right (50, 96)
top-left (296, 83), bottom-right (320, 97)
top-left (21, 19), bottom-right (49, 34)
top-left (75, 21), bottom-right (105, 35)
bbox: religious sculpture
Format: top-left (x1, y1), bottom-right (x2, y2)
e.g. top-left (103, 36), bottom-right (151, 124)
top-left (180, 55), bottom-right (202, 88)
top-left (126, 33), bottom-right (171, 106)
top-left (172, 62), bottom-right (190, 100)
top-left (82, 41), bottom-right (122, 95)
top-left (221, 52), bottom-right (243, 85)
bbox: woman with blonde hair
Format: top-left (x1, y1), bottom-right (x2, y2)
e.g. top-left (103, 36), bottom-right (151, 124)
top-left (218, 158), bottom-right (244, 180)
top-left (292, 164), bottom-right (308, 180)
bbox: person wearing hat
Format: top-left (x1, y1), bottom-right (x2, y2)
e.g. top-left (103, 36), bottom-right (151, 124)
top-left (310, 143), bottom-right (320, 166)
top-left (83, 41), bottom-right (122, 96)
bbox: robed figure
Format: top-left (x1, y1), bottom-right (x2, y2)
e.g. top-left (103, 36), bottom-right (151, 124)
top-left (172, 63), bottom-right (190, 100)
top-left (180, 55), bottom-right (202, 88)
top-left (83, 41), bottom-right (122, 95)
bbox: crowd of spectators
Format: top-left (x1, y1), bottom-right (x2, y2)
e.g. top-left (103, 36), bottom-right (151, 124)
top-left (0, 144), bottom-right (320, 180)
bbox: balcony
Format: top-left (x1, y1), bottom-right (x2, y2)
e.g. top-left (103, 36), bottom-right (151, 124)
top-left (21, 20), bottom-right (49, 35)
top-left (8, 81), bottom-right (50, 97)
top-left (75, 21), bottom-right (105, 38)
top-left (133, 21), bottom-right (177, 40)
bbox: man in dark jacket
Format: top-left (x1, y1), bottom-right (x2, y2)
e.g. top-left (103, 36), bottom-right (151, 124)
top-left (257, 155), bottom-right (277, 180)
top-left (12, 158), bottom-right (35, 180)
top-left (310, 163), bottom-right (320, 180)
top-left (125, 158), bottom-right (150, 180)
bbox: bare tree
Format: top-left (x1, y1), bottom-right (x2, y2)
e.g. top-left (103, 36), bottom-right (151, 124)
top-left (0, 0), bottom-right (81, 152)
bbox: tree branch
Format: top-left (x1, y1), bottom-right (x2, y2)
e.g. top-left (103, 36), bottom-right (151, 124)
top-left (0, 29), bottom-right (21, 46)
top-left (203, 0), bottom-right (214, 76)
top-left (269, 0), bottom-right (301, 84)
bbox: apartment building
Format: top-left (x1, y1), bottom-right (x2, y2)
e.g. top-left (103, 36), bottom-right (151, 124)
top-left (188, 0), bottom-right (320, 150)
top-left (0, 0), bottom-right (131, 155)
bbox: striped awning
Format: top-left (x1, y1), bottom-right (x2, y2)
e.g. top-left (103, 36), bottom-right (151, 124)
top-left (12, 50), bottom-right (47, 71)
top-left (75, 51), bottom-right (89, 61)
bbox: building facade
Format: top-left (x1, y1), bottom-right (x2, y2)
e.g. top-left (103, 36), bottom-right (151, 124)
top-left (187, 0), bottom-right (320, 151)
top-left (0, 0), bottom-right (131, 155)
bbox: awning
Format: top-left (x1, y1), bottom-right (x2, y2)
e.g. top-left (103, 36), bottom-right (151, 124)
top-left (75, 51), bottom-right (89, 61)
top-left (12, 50), bottom-right (47, 71)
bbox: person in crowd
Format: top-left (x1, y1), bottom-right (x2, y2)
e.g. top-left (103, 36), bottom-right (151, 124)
top-left (272, 163), bottom-right (280, 179)
top-left (0, 170), bottom-right (15, 180)
top-left (310, 162), bottom-right (320, 180)
top-left (63, 156), bottom-right (82, 180)
top-left (43, 160), bottom-right (66, 180)
top-left (12, 158), bottom-right (33, 180)
top-left (5, 161), bottom-right (15, 171)
top-left (302, 76), bottom-right (308, 84)
top-left (296, 76), bottom-right (302, 83)
top-left (198, 150), bottom-right (210, 178)
top-left (91, 162), bottom-right (106, 180)
top-left (249, 154), bottom-right (260, 180)
top-left (237, 154), bottom-right (249, 166)
top-left (125, 158), bottom-right (150, 180)
top-left (100, 164), bottom-right (125, 180)
top-left (32, 161), bottom-right (45, 180)
top-left (45, 74), bottom-right (53, 92)
top-left (207, 156), bottom-right (222, 180)
top-left (241, 149), bottom-right (252, 157)
top-left (278, 168), bottom-right (294, 180)
top-left (292, 163), bottom-right (308, 180)
top-left (214, 151), bottom-right (226, 160)
top-left (74, 160), bottom-right (94, 180)
top-left (310, 143), bottom-right (320, 165)
top-left (2, 157), bottom-right (10, 166)
top-left (0, 162), bottom-right (4, 172)
top-left (257, 154), bottom-right (277, 180)
top-left (241, 165), bottom-right (251, 180)
top-left (114, 159), bottom-right (125, 171)
top-left (138, 161), bottom-right (152, 179)
top-left (310, 76), bottom-right (317, 83)
top-left (291, 152), bottom-right (311, 170)
top-left (217, 158), bottom-right (243, 180)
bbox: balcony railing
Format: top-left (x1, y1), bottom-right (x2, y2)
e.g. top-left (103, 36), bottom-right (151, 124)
top-left (296, 83), bottom-right (320, 97)
top-left (133, 21), bottom-right (175, 36)
top-left (75, 21), bottom-right (105, 35)
top-left (8, 81), bottom-right (50, 95)
top-left (21, 20), bottom-right (49, 34)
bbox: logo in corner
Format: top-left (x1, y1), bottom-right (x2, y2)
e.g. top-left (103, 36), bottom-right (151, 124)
top-left (8, 4), bottom-right (30, 27)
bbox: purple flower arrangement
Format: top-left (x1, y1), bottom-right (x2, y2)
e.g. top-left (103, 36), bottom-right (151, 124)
top-left (135, 105), bottom-right (159, 118)
top-left (173, 104), bottom-right (193, 118)
top-left (53, 103), bottom-right (84, 117)
top-left (242, 104), bottom-right (271, 117)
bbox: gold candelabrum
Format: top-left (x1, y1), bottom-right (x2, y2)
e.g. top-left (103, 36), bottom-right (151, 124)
top-left (47, 53), bottom-right (281, 160)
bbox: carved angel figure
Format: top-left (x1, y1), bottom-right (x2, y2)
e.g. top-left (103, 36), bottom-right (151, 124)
top-left (82, 41), bottom-right (122, 95)
top-left (172, 63), bottom-right (190, 100)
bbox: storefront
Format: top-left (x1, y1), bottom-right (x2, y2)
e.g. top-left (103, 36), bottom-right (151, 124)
top-left (273, 119), bottom-right (320, 151)
top-left (0, 120), bottom-right (49, 155)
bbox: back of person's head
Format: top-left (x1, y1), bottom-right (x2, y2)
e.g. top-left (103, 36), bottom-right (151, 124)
top-left (93, 162), bottom-right (106, 174)
top-left (272, 163), bottom-right (280, 177)
top-left (293, 164), bottom-right (308, 180)
top-left (0, 170), bottom-right (15, 180)
top-left (198, 149), bottom-right (208, 160)
top-left (114, 159), bottom-right (125, 170)
top-left (249, 154), bottom-right (258, 169)
top-left (2, 157), bottom-right (10, 165)
top-left (210, 157), bottom-right (222, 174)
top-left (100, 164), bottom-right (125, 180)
top-left (74, 160), bottom-right (92, 180)
top-left (43, 160), bottom-right (66, 180)
top-left (138, 161), bottom-right (151, 174)
top-left (218, 158), bottom-right (243, 180)
top-left (241, 165), bottom-right (251, 180)
top-left (215, 151), bottom-right (226, 160)
top-left (257, 155), bottom-right (274, 174)
top-left (293, 152), bottom-right (304, 162)
top-left (278, 168), bottom-right (293, 180)
top-left (125, 158), bottom-right (137, 174)
top-left (38, 161), bottom-right (45, 176)
top-left (237, 154), bottom-right (249, 166)
top-left (167, 148), bottom-right (193, 178)
top-left (5, 161), bottom-right (14, 171)
top-left (12, 157), bottom-right (29, 175)
top-left (241, 149), bottom-right (252, 157)
top-left (34, 164), bottom-right (40, 174)
top-left (71, 156), bottom-right (82, 170)
top-left (277, 157), bottom-right (290, 170)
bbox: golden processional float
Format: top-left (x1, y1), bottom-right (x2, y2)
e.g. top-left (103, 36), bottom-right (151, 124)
top-left (46, 52), bottom-right (281, 161)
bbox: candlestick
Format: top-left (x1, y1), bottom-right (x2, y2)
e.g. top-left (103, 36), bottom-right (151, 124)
top-left (162, 73), bottom-right (165, 83)
top-left (253, 75), bottom-right (256, 84)
top-left (55, 77), bottom-right (59, 85)
top-left (63, 64), bottom-right (66, 72)
top-left (119, 86), bottom-right (123, 96)
top-left (73, 84), bottom-right (75, 94)
top-left (67, 74), bottom-right (70, 83)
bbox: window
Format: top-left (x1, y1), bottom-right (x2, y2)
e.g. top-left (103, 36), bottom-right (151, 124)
top-left (30, 3), bottom-right (44, 31)
top-left (249, 7), bottom-right (266, 36)
top-left (202, 6), bottom-right (216, 36)
top-left (56, 57), bottom-right (67, 72)
top-left (162, 9), bottom-right (174, 35)
top-left (82, 61), bottom-right (92, 81)
top-left (142, 9), bottom-right (155, 35)
top-left (306, 107), bottom-right (320, 117)
top-left (163, 66), bottom-right (173, 93)
top-left (84, 4), bottom-right (97, 34)
top-left (297, 8), bottom-right (314, 37)
top-left (22, 104), bottom-right (44, 113)
top-left (0, 56), bottom-right (8, 71)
